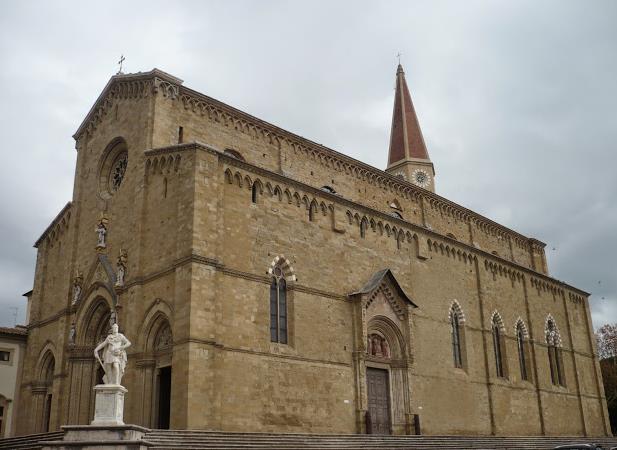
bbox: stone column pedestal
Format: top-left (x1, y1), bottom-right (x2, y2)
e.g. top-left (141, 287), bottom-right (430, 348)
top-left (91, 384), bottom-right (127, 426)
top-left (39, 424), bottom-right (150, 449)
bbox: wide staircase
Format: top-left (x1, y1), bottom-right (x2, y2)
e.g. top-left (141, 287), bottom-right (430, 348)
top-left (143, 431), bottom-right (617, 449)
top-left (3, 429), bottom-right (617, 449)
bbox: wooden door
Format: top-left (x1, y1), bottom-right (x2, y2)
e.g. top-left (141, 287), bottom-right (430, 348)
top-left (366, 368), bottom-right (391, 435)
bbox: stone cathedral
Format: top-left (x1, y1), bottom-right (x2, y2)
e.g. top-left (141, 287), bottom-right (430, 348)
top-left (15, 65), bottom-right (609, 437)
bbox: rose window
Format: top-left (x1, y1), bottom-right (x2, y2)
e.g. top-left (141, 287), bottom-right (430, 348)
top-left (109, 152), bottom-right (128, 192)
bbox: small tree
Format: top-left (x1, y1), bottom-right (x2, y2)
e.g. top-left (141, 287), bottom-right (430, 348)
top-left (597, 324), bottom-right (617, 360)
top-left (596, 324), bottom-right (617, 433)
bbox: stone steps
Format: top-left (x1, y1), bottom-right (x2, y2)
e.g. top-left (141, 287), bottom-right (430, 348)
top-left (3, 429), bottom-right (617, 450)
top-left (143, 430), bottom-right (617, 450)
top-left (0, 431), bottom-right (64, 449)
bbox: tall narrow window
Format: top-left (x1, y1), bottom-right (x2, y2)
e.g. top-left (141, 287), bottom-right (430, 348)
top-left (492, 315), bottom-right (506, 378)
top-left (546, 318), bottom-right (565, 386)
top-left (270, 266), bottom-right (287, 344)
top-left (451, 313), bottom-right (463, 368)
top-left (178, 126), bottom-right (184, 144)
top-left (516, 321), bottom-right (529, 381)
top-left (251, 183), bottom-right (258, 204)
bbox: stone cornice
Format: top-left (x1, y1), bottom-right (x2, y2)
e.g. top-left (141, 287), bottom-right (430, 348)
top-left (33, 201), bottom-right (72, 248)
top-left (185, 142), bottom-right (585, 297)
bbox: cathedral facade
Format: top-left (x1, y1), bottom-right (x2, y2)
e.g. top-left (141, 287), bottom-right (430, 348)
top-left (15, 66), bottom-right (609, 436)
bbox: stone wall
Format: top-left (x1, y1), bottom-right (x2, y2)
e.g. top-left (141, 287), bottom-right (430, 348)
top-left (14, 71), bottom-right (609, 437)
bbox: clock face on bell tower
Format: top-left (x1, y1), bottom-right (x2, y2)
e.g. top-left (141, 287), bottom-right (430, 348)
top-left (411, 168), bottom-right (431, 188)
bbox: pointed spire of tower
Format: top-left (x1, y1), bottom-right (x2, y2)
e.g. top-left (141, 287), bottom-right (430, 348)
top-left (386, 64), bottom-right (435, 192)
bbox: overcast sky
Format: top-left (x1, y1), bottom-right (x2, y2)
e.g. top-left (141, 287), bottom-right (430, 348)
top-left (0, 1), bottom-right (615, 330)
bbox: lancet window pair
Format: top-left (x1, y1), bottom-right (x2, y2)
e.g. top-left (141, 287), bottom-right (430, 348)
top-left (269, 263), bottom-right (288, 344)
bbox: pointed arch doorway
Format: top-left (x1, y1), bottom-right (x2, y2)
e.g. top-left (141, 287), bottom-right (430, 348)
top-left (143, 315), bottom-right (173, 429)
top-left (350, 269), bottom-right (418, 435)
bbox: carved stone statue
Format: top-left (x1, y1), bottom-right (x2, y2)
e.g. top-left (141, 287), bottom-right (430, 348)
top-left (95, 221), bottom-right (107, 249)
top-left (381, 338), bottom-right (390, 359)
top-left (367, 333), bottom-right (390, 359)
top-left (68, 323), bottom-right (76, 344)
top-left (115, 249), bottom-right (127, 287)
top-left (94, 323), bottom-right (131, 385)
top-left (71, 273), bottom-right (83, 305)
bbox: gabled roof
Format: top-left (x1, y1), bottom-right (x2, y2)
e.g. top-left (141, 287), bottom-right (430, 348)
top-left (350, 268), bottom-right (417, 307)
top-left (388, 64), bottom-right (430, 165)
top-left (72, 68), bottom-right (183, 140)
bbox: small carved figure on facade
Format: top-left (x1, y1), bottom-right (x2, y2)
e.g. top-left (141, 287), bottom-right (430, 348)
top-left (94, 323), bottom-right (131, 385)
top-left (367, 333), bottom-right (390, 359)
top-left (372, 334), bottom-right (382, 357)
top-left (115, 249), bottom-right (127, 287)
top-left (380, 338), bottom-right (390, 359)
top-left (68, 322), bottom-right (76, 345)
top-left (154, 324), bottom-right (173, 351)
top-left (95, 220), bottom-right (107, 249)
top-left (71, 272), bottom-right (83, 305)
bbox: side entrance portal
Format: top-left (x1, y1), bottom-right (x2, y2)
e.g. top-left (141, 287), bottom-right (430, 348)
top-left (367, 368), bottom-right (391, 435)
top-left (157, 366), bottom-right (171, 429)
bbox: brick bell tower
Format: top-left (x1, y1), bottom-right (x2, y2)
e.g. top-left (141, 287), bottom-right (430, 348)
top-left (385, 64), bottom-right (435, 192)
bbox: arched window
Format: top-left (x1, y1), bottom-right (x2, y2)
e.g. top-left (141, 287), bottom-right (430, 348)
top-left (491, 313), bottom-right (507, 378)
top-left (546, 318), bottom-right (565, 386)
top-left (516, 320), bottom-right (530, 381)
top-left (360, 218), bottom-right (368, 238)
top-left (449, 301), bottom-right (466, 369)
top-left (451, 312), bottom-right (463, 368)
top-left (308, 203), bottom-right (317, 222)
top-left (270, 265), bottom-right (288, 344)
top-left (251, 183), bottom-right (258, 204)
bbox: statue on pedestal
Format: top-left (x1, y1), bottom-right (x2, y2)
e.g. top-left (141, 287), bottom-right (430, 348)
top-left (71, 271), bottom-right (83, 305)
top-left (95, 217), bottom-right (108, 250)
top-left (94, 323), bottom-right (131, 385)
top-left (115, 249), bottom-right (127, 287)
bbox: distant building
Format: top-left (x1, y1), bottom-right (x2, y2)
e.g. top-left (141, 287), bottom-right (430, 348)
top-left (0, 326), bottom-right (27, 437)
top-left (14, 65), bottom-right (609, 436)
